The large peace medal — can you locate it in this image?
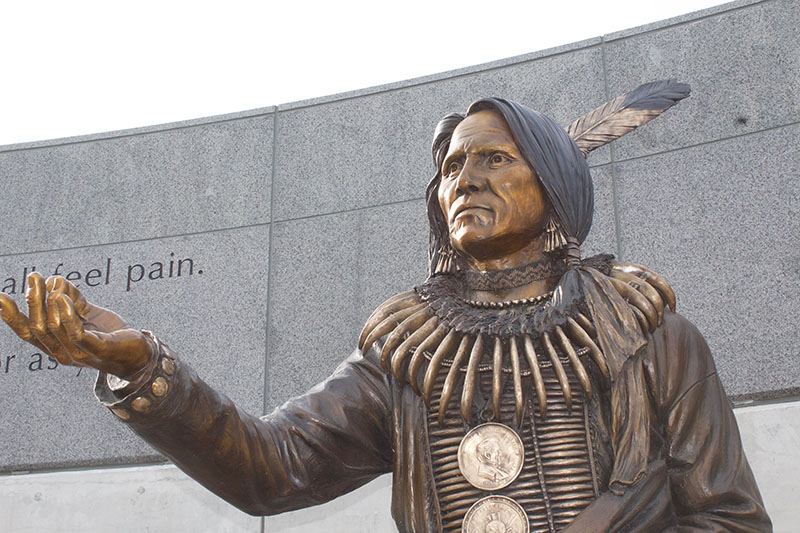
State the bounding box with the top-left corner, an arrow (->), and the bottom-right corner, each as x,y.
463,495 -> 529,533
458,422 -> 525,491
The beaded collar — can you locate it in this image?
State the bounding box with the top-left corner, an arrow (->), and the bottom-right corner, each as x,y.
416,254 -> 614,338
461,257 -> 567,291
460,291 -> 553,309
358,256 -> 631,427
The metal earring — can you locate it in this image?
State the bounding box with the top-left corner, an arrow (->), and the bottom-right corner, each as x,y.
434,245 -> 461,274
544,219 -> 568,253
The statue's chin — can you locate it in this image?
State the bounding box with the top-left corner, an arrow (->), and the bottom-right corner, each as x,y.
450,232 -> 515,264
450,227 -> 548,267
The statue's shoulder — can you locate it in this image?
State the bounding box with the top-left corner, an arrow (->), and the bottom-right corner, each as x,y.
357,289 -> 445,391
358,290 -> 425,357
604,262 -> 677,334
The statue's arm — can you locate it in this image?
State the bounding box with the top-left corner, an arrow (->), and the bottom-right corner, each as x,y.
96,342 -> 394,516
652,313 -> 772,532
0,272 -> 394,516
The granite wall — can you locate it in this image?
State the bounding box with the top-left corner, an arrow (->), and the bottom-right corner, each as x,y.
0,0 -> 797,530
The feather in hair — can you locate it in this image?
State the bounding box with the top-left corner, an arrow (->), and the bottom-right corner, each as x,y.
566,79 -> 691,156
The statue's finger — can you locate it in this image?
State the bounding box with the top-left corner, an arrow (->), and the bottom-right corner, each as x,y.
50,297 -> 93,364
26,272 -> 49,335
56,295 -> 105,355
45,275 -> 61,293
20,279 -> 78,363
47,276 -> 90,318
46,284 -> 66,331
45,291 -> 76,361
1,292 -> 68,361
0,293 -> 37,344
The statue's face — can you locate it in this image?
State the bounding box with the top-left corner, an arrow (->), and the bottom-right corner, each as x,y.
477,437 -> 503,466
438,110 -> 550,262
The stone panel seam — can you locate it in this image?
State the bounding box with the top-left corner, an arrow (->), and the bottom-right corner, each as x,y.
732,389 -> 800,408
0,223 -> 272,260
6,396 -> 799,474
612,119 -> 800,166
603,0 -> 774,45
0,111 -> 277,154
263,110 -> 278,416
0,121 -> 791,259
600,34 -> 624,261
600,36 -> 611,102
1,459 -> 174,477
271,197 -> 426,224
2,455 -> 171,476
264,159 -> 611,224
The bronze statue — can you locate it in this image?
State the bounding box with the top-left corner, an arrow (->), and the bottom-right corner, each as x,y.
0,80 -> 771,532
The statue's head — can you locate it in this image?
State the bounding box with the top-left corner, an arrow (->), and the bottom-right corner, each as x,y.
476,437 -> 503,466
426,98 -> 593,274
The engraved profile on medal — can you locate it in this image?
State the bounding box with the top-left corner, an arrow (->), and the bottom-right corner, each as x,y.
458,423 -> 524,491
476,437 -> 510,483
463,495 -> 530,533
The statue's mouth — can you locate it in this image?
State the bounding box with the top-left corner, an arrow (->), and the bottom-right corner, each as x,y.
452,204 -> 491,223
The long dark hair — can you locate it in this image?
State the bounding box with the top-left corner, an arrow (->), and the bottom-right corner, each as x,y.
425,98 -> 593,276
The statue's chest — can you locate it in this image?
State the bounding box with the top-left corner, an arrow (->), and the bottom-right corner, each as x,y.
425,360 -> 601,533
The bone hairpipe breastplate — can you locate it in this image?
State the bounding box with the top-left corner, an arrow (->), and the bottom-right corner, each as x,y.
426,343 -> 602,532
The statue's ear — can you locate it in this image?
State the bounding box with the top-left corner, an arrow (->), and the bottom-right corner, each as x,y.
565,80 -> 691,157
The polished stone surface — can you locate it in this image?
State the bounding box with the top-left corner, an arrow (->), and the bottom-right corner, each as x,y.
582,164 -> 618,258
0,227 -> 269,471
614,124 -> 799,397
604,0 -> 763,41
605,0 -> 799,160
266,200 -> 428,408
262,475 -> 396,532
735,400 -> 800,530
0,465 -> 262,532
278,36 -> 603,112
0,114 -> 273,255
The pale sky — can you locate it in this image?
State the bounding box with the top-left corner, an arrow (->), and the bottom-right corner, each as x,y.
1,0 -> 730,146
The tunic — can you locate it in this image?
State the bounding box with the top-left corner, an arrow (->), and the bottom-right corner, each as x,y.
96,309 -> 771,532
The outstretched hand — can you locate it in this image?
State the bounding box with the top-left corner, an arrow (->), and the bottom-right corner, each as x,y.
0,273 -> 154,380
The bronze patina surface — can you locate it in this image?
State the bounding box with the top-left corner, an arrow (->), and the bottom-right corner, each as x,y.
0,80 -> 772,532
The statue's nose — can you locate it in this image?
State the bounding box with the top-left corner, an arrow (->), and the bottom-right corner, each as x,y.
454,161 -> 485,197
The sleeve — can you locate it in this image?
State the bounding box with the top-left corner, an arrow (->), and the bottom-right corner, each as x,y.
95,335 -> 394,516
648,312 -> 772,532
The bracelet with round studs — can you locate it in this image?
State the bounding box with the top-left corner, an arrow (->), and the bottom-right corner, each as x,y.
109,330 -> 176,421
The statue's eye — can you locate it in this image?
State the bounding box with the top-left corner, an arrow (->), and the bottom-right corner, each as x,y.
489,153 -> 508,166
446,161 -> 462,176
